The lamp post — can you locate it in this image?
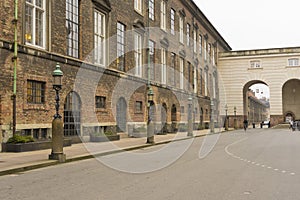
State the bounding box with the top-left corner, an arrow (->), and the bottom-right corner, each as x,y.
210,100 -> 214,133
234,106 -> 237,129
187,95 -> 193,136
147,87 -> 155,144
49,63 -> 66,162
225,104 -> 228,131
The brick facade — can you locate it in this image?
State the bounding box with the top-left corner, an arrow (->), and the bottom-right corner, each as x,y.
0,0 -> 230,145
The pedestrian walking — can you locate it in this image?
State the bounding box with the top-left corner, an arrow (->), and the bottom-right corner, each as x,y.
243,119 -> 248,131
290,120 -> 293,130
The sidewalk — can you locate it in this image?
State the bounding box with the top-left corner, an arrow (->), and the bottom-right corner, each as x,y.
0,129 -> 224,176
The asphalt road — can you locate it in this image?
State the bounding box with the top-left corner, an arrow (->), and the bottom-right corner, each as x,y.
1,128 -> 300,200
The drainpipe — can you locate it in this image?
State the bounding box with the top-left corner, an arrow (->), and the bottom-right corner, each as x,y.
12,0 -> 18,136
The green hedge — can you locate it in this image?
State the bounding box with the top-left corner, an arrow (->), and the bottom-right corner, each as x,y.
7,135 -> 35,144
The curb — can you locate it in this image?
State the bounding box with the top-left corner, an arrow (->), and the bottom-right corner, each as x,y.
0,131 -> 224,176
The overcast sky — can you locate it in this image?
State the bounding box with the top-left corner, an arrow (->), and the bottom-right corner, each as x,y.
194,0 -> 300,51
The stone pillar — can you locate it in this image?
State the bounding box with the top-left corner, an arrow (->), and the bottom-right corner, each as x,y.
49,118 -> 66,162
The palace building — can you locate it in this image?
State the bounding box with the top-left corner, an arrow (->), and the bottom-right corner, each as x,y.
0,0 -> 231,146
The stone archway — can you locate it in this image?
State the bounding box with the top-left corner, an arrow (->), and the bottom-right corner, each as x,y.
282,79 -> 300,120
64,91 -> 81,137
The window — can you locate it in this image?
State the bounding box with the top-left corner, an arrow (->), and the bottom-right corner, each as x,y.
149,40 -> 155,81
186,24 -> 190,46
213,74 -> 216,98
212,47 -> 216,65
180,58 -> 184,89
208,43 -> 211,62
171,53 -> 176,86
170,9 -> 175,35
25,0 -> 46,48
199,34 -> 202,55
94,10 -> 106,66
160,1 -> 166,30
193,66 -> 197,93
149,0 -> 154,20
200,68 -> 203,95
66,0 -> 79,57
161,48 -> 167,84
204,39 -> 207,61
288,58 -> 299,66
204,70 -> 208,96
27,80 -> 45,104
135,101 -> 143,113
95,96 -> 106,109
134,0 -> 142,13
134,32 -> 142,77
193,30 -> 197,53
250,60 -> 261,68
117,22 -> 125,71
179,16 -> 184,43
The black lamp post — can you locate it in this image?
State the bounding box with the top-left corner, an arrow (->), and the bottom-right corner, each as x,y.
225,104 -> 228,131
49,63 -> 66,162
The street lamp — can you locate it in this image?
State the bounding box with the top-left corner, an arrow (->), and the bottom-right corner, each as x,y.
225,104 -> 228,131
187,95 -> 193,136
147,86 -> 155,144
210,101 -> 214,133
49,63 -> 66,162
234,106 -> 237,129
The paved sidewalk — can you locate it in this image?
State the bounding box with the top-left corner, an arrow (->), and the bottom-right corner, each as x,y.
0,129 -> 224,176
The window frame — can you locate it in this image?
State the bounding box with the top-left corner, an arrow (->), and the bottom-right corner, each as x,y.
95,96 -> 106,109
134,32 -> 143,77
117,22 -> 126,71
94,10 -> 106,66
179,16 -> 184,44
27,80 -> 46,104
149,40 -> 155,81
180,57 -> 184,89
149,0 -> 154,20
170,9 -> 175,35
161,48 -> 167,84
134,0 -> 143,14
288,58 -> 299,66
160,1 -> 167,31
25,0 -> 46,48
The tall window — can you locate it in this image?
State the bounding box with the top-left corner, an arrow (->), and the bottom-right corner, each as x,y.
94,10 -> 106,66
134,0 -> 142,13
208,43 -> 211,62
204,39 -> 207,61
27,80 -> 45,104
170,9 -> 175,35
186,24 -> 190,46
204,69 -> 208,96
117,22 -> 125,71
193,66 -> 197,93
160,1 -> 166,30
149,40 -> 155,81
179,16 -> 184,43
212,47 -> 216,65
149,0 -> 154,20
199,34 -> 202,55
161,48 -> 167,84
25,0 -> 46,48
193,30 -> 197,53
171,53 -> 176,86
200,68 -> 203,95
134,32 -> 142,77
66,0 -> 79,57
180,58 -> 184,89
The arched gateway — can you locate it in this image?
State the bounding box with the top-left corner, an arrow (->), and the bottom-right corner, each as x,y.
218,47 -> 300,126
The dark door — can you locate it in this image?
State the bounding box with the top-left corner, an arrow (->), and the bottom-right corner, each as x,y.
64,92 -> 81,136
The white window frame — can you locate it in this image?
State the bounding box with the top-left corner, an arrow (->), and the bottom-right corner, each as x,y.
204,70 -> 208,96
193,30 -> 197,53
25,0 -> 46,48
160,1 -> 167,30
170,9 -> 175,35
288,58 -> 299,66
117,22 -> 125,71
161,48 -> 167,84
199,34 -> 202,55
193,66 -> 197,93
179,16 -> 184,44
94,10 -> 106,66
186,24 -> 190,46
250,60 -> 261,68
149,0 -> 154,20
134,32 -> 143,77
134,0 -> 142,13
180,58 -> 184,89
204,39 -> 207,61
